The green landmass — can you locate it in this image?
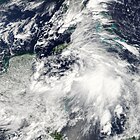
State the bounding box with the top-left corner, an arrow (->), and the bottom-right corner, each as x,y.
50,131 -> 63,140
52,44 -> 68,54
123,136 -> 140,140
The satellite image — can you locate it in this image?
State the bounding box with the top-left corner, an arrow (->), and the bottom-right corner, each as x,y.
0,0 -> 140,140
